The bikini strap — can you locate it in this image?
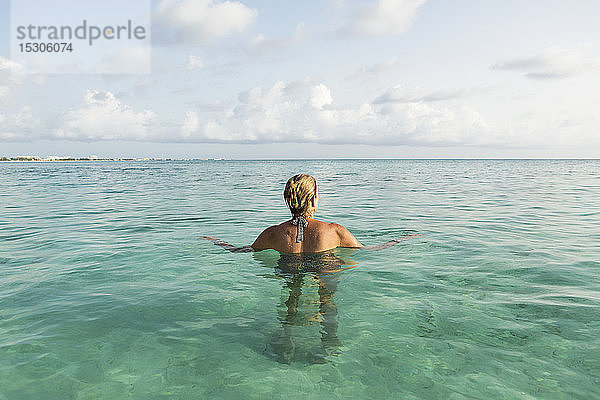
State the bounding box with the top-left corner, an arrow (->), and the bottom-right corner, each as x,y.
290,215 -> 308,243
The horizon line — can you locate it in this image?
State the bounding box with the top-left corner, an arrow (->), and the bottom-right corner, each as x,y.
2,157 -> 600,161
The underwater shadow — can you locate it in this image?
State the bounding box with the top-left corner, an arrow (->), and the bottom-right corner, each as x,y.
253,249 -> 358,364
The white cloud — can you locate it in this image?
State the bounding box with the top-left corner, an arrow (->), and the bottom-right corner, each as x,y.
375,84 -> 492,103
360,57 -> 404,76
0,107 -> 40,141
492,46 -> 600,80
0,85 -> 11,107
246,22 -> 308,54
6,81 -> 595,149
187,55 -> 204,70
0,57 -> 48,107
182,110 -> 199,137
154,0 -> 258,44
178,80 -> 494,146
373,84 -> 419,104
507,108 -> 600,148
0,58 -> 26,103
0,57 -> 25,85
342,0 -> 426,36
52,90 -> 156,141
343,57 -> 408,95
310,84 -> 333,109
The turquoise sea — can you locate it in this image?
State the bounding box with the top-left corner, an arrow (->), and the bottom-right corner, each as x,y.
1,159 -> 599,399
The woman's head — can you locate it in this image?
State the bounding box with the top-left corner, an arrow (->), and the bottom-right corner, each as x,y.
284,174 -> 318,217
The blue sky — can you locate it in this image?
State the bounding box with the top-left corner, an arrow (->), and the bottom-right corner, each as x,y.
1,0 -> 599,158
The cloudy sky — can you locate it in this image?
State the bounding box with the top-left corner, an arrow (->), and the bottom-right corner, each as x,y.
1,0 -> 599,158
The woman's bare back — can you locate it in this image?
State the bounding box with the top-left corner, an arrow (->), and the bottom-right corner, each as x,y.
252,218 -> 362,253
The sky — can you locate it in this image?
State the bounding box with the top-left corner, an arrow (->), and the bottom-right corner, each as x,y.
1,0 -> 599,159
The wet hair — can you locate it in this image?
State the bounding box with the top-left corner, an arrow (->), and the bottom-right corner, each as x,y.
284,174 -> 317,217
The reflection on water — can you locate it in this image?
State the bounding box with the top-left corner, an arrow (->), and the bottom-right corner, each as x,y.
254,249 -> 357,364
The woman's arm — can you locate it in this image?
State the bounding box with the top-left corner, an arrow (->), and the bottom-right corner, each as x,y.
250,226 -> 275,251
202,226 -> 275,253
360,234 -> 423,250
201,236 -> 255,253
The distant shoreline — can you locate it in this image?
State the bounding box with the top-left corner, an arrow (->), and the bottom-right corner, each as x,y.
0,156 -> 226,162
1,157 -> 598,162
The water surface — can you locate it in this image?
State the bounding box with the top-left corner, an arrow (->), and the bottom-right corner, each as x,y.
1,160 -> 599,399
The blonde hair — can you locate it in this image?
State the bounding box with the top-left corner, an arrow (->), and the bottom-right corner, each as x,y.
284,174 -> 317,217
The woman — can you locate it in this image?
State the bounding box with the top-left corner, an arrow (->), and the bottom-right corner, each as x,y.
203,173 -> 418,253
203,174 -> 418,363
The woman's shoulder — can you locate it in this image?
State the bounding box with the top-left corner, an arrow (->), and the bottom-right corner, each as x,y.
316,220 -> 362,247
310,220 -> 362,248
312,219 -> 346,230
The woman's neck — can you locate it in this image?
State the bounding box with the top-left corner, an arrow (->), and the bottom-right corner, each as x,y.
292,214 -> 313,220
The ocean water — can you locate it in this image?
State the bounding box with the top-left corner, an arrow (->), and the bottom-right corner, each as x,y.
1,159 -> 599,399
